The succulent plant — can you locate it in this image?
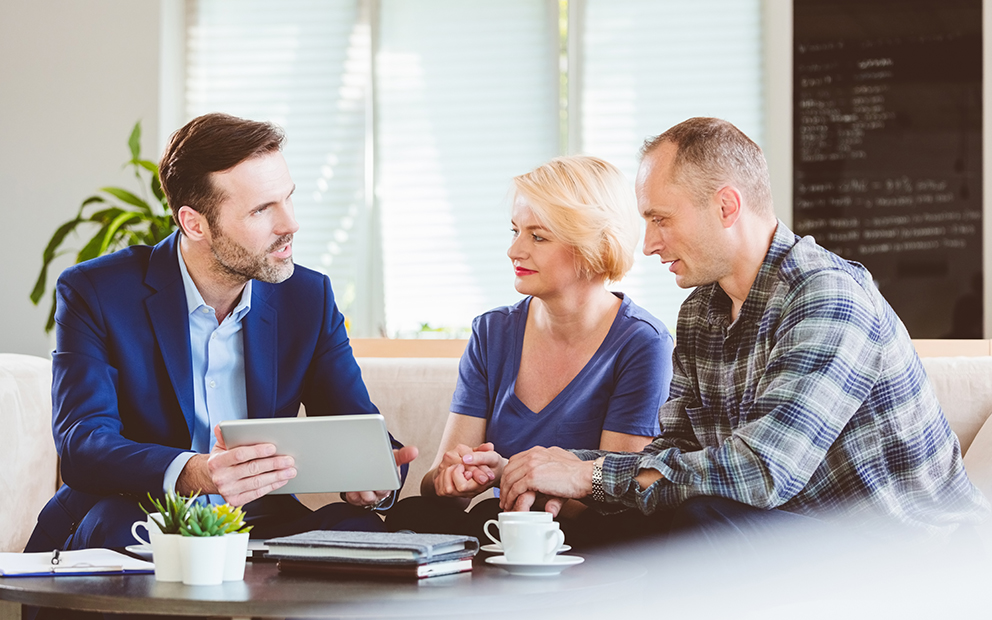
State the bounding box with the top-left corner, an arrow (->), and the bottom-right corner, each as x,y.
180,503 -> 254,537
180,504 -> 226,537
142,491 -> 199,534
214,504 -> 253,535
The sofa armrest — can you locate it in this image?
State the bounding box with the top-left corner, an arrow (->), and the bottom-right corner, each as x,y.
0,354 -> 57,552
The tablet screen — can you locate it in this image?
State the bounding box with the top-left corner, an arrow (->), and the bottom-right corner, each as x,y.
218,414 -> 401,495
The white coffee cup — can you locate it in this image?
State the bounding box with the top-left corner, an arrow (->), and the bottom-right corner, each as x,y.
131,512 -> 166,546
498,521 -> 565,564
483,511 -> 553,548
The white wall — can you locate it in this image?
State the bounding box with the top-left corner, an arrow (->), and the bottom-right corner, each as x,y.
0,0 -> 163,357
765,0 -> 793,226
1,1 -> 987,349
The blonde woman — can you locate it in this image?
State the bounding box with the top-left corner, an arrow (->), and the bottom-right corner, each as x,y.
387,156 -> 673,544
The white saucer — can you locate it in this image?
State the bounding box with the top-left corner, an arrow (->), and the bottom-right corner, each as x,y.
125,544 -> 153,560
480,543 -> 571,554
485,554 -> 584,576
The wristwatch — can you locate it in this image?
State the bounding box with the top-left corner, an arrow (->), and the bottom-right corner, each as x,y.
365,491 -> 396,512
590,456 -> 606,503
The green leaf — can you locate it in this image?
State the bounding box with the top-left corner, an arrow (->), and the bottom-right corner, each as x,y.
78,195 -> 106,214
86,207 -> 127,224
30,217 -> 83,304
98,211 -> 142,255
134,159 -> 158,175
128,121 -> 141,161
76,222 -> 113,263
45,288 -> 57,333
151,171 -> 166,205
101,187 -> 152,214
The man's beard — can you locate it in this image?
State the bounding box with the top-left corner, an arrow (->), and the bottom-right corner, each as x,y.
209,230 -> 295,284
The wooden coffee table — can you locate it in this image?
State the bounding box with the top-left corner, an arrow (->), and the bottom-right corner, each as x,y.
0,549 -> 647,619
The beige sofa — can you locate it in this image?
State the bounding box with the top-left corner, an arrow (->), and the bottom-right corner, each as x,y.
4,345 -> 992,554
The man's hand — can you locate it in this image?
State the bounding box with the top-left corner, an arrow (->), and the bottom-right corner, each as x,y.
343,445 -> 419,508
433,442 -> 503,498
499,447 -> 594,512
176,425 -> 298,507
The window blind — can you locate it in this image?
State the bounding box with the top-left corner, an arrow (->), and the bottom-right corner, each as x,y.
185,0 -> 370,324
183,0 -> 767,337
376,0 -> 560,336
581,0 -> 765,332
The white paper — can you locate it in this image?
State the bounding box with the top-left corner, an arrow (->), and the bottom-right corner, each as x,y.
0,549 -> 154,576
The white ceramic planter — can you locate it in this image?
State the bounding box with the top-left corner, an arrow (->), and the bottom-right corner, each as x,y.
178,535 -> 227,586
149,530 -> 183,582
222,532 -> 250,581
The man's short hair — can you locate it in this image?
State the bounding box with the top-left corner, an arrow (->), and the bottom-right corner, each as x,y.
159,113 -> 286,233
513,155 -> 639,282
640,117 -> 773,216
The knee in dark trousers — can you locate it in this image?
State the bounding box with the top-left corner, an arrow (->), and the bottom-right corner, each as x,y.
71,494 -> 149,550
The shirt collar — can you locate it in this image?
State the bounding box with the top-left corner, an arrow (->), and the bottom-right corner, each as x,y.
177,241 -> 253,320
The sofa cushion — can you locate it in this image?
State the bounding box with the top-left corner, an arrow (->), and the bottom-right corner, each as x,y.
962,415 -> 992,505
297,357 -> 461,511
920,357 -> 992,454
0,354 -> 57,552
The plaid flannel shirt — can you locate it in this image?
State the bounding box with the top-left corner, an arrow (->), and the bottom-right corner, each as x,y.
574,222 -> 989,534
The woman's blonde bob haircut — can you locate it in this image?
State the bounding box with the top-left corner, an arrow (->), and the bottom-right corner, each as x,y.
512,155 -> 639,283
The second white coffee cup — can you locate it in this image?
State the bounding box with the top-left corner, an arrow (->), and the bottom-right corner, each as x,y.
483,511 -> 553,549
131,512 -> 165,546
488,520 -> 565,563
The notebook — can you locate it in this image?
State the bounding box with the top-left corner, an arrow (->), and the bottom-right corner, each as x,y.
0,549 -> 154,577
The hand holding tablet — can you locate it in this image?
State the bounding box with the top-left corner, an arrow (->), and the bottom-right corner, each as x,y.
217,414 -> 408,500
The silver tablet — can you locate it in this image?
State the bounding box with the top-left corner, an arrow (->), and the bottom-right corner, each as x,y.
218,414 -> 401,495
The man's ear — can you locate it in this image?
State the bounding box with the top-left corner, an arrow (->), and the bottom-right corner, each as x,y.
715,185 -> 743,229
177,206 -> 209,241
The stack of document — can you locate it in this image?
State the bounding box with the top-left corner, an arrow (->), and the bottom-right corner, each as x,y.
267,531 -> 478,579
0,549 -> 154,577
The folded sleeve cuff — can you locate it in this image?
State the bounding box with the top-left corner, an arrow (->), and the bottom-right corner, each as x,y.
163,452 -> 197,494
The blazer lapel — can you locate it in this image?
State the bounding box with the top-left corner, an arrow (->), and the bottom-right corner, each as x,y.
144,233 -> 196,441
243,285 -> 277,419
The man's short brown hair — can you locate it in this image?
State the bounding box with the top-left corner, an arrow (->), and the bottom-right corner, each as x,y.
641,117 -> 773,216
159,113 -> 285,232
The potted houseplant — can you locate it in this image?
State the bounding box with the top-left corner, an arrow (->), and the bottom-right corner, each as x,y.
178,503 -> 243,585
141,491 -> 199,582
214,504 -> 253,581
30,121 -> 176,332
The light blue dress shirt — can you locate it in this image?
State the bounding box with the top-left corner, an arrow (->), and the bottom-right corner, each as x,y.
162,244 -> 252,497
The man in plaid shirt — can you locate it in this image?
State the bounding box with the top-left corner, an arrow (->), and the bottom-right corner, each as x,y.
494,117 -> 989,540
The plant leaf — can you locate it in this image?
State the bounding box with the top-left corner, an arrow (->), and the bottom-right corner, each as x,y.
98,211 -> 142,255
78,195 -> 106,214
45,288 -> 57,333
77,222 -> 113,263
151,171 -> 166,206
101,187 -> 152,214
134,159 -> 158,175
128,121 -> 141,161
30,217 -> 83,304
86,207 -> 126,224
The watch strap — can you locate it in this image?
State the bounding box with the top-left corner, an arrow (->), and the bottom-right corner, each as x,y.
590,456 -> 606,503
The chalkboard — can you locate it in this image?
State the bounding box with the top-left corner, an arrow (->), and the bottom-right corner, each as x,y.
793,0 -> 982,338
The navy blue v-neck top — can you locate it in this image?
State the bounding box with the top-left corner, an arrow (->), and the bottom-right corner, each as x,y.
450,293 -> 674,457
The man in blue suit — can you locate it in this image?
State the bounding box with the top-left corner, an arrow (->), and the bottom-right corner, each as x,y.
26,113 -> 417,553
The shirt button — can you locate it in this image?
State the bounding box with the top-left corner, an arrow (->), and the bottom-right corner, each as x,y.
202,308 -> 210,314
209,380 -> 217,388
211,333 -> 216,340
